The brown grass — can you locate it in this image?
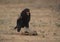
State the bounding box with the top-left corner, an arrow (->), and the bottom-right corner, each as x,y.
0,4 -> 60,42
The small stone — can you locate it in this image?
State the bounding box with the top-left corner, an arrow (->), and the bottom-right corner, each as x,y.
21,31 -> 38,36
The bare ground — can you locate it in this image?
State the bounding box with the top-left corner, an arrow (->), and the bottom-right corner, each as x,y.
0,4 -> 60,42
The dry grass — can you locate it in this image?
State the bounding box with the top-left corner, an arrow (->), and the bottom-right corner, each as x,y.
0,4 -> 60,42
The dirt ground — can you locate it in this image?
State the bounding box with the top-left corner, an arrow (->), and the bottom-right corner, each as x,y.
0,4 -> 60,42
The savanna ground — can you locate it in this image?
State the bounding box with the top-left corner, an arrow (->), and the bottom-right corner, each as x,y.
0,0 -> 60,42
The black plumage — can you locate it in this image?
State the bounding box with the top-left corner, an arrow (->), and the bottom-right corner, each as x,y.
14,8 -> 31,32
